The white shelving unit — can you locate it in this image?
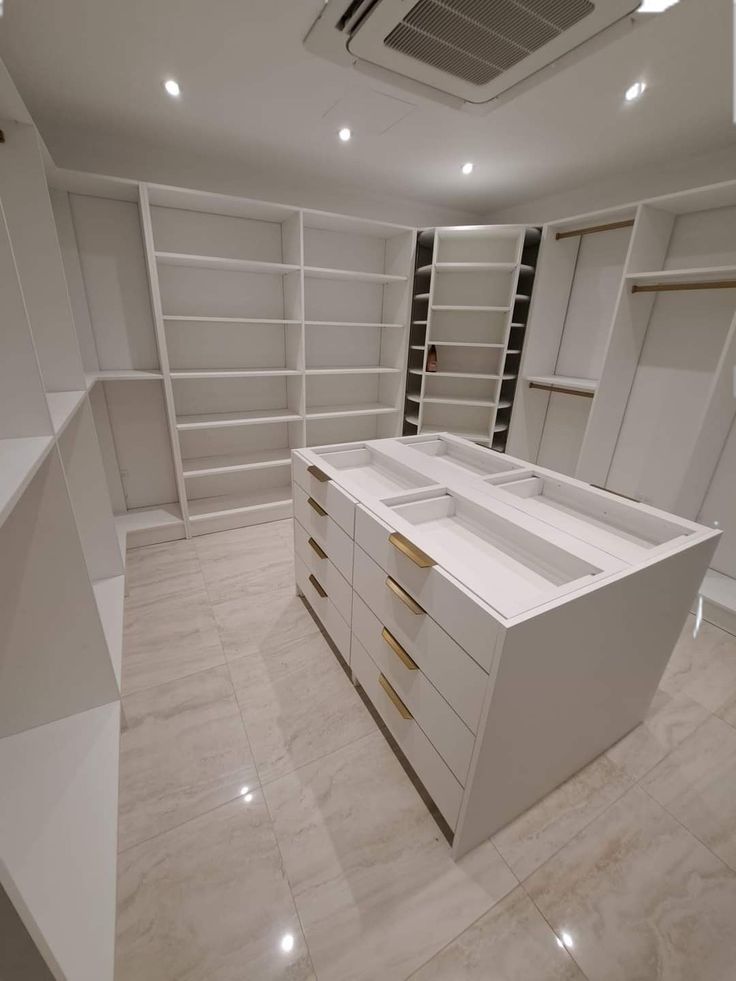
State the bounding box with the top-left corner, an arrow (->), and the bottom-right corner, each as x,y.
0,119 -> 122,981
404,225 -> 539,451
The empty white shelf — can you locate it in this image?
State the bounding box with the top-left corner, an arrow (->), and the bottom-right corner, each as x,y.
164,316 -> 302,325
155,252 -> 300,275
410,345 -> 425,351
304,266 -> 407,284
435,262 -> 518,272
115,505 -> 184,549
188,485 -> 292,521
425,371 -> 501,380
0,436 -> 55,528
405,412 -> 419,425
494,421 -> 509,433
413,320 -> 428,326
431,341 -> 505,348
306,403 -> 399,420
170,368 -> 300,379
46,390 -> 86,435
406,393 -> 421,403
182,449 -> 292,477
626,265 -> 736,287
305,366 -> 401,375
305,320 -> 403,328
89,370 -> 163,384
92,575 -> 125,687
424,396 -> 498,407
432,305 -> 510,312
176,408 -> 301,430
527,375 -> 598,394
414,293 -> 431,301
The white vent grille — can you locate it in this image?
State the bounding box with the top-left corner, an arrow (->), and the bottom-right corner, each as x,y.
385,0 -> 595,86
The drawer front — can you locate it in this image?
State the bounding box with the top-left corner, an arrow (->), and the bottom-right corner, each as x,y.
293,483 -> 354,583
355,504 -> 499,673
351,635 -> 463,830
353,546 -> 487,733
294,519 -> 352,626
353,594 -> 475,783
295,556 -> 351,664
292,454 -> 355,536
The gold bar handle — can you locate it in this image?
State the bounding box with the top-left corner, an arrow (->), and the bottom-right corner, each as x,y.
308,574 -> 327,598
382,627 -> 418,670
307,537 -> 327,560
388,532 -> 436,568
379,673 -> 413,720
307,464 -> 331,483
307,496 -> 327,517
385,576 -> 424,615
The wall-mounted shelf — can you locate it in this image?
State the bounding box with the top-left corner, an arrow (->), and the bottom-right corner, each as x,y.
164,315 -> 302,325
527,375 -> 598,395
0,436 -> 55,528
176,408 -> 302,430
155,251 -> 300,275
46,390 -> 86,435
304,265 -> 406,284
305,320 -> 403,328
182,449 -> 291,477
305,402 -> 399,420
170,368 -> 300,379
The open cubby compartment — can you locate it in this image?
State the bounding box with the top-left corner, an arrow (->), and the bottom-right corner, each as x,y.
173,374 -> 302,423
180,419 -> 301,477
62,191 -> 160,372
159,263 -> 302,321
423,372 -> 500,405
536,392 -> 594,477
424,344 -> 505,377
386,488 -> 603,618
303,211 -> 412,276
403,434 -> 522,476
305,322 -> 401,371
430,308 -> 509,346
434,227 -> 522,264
166,320 -> 301,371
148,184 -> 301,266
421,401 -> 492,443
655,188 -> 736,270
185,466 -> 292,525
307,413 -> 398,447
90,380 -> 179,513
305,372 -> 400,415
493,472 -> 693,561
0,449 -> 119,738
313,444 -> 438,498
432,268 -> 516,308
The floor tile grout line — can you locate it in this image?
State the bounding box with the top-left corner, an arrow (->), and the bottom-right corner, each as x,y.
121,658 -> 230,702
518,879 -> 593,981
627,712 -> 714,789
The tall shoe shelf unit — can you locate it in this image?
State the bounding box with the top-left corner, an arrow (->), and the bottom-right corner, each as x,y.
403,225 -> 539,449
0,120 -> 122,980
509,179 -> 736,637
48,172 -> 415,540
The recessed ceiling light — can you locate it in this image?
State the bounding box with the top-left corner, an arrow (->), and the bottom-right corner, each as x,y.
280,934 -> 295,954
638,0 -> 679,11
462,162 -> 474,175
625,80 -> 647,102
338,127 -> 352,142
164,79 -> 181,98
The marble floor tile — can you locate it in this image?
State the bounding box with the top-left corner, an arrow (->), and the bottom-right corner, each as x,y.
264,732 -> 518,981
122,572 -> 225,696
116,791 -> 315,981
659,616 -> 736,714
525,785 -> 736,981
492,753 -> 632,881
213,586 -> 319,662
118,666 -> 257,852
605,688 -> 709,782
232,634 -> 375,784
643,714 -> 736,872
408,886 -> 585,981
125,538 -> 200,596
195,521 -> 295,604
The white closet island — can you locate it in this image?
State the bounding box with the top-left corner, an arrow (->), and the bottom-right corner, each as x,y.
292,433 -> 718,857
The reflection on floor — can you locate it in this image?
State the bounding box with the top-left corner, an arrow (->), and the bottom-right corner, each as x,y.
115,519 -> 736,981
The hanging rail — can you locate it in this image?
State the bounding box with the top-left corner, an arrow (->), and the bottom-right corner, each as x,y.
529,381 -> 594,399
556,219 -> 634,241
631,279 -> 736,294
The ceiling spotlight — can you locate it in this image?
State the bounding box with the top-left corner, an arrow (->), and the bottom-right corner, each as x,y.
338,127 -> 352,142
280,933 -> 295,954
164,79 -> 181,98
462,162 -> 474,175
638,0 -> 679,11
625,80 -> 647,102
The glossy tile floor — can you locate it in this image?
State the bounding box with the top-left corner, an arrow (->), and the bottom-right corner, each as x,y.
115,519 -> 736,981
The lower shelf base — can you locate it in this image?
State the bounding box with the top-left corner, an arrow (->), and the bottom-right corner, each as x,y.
697,569 -> 736,637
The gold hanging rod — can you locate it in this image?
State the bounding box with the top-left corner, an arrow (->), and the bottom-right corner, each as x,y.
556,219 -> 634,241
529,381 -> 594,399
632,280 -> 736,294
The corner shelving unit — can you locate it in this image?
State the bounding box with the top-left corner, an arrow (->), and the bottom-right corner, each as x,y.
403,224 -> 539,448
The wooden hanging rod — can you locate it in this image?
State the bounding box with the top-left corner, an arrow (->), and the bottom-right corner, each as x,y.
632,279 -> 736,294
529,381 -> 594,398
556,219 -> 634,241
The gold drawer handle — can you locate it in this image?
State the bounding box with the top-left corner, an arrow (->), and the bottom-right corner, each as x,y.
307,464 -> 331,483
385,576 -> 424,615
308,537 -> 327,560
379,673 -> 413,720
307,496 -> 327,517
308,574 -> 327,598
382,627 -> 418,670
389,532 -> 436,568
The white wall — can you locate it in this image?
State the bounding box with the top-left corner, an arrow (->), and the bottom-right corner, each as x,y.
486,144 -> 736,225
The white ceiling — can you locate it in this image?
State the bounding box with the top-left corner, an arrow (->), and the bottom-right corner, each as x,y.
0,0 -> 733,221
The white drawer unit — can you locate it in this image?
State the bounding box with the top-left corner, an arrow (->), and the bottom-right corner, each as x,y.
292,434 -> 719,858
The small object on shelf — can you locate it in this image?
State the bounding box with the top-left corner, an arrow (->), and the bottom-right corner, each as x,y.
426,345 -> 438,373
